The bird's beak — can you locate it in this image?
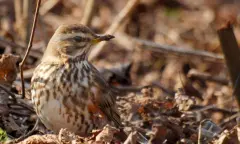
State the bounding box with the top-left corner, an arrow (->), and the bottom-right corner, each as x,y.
91,34 -> 115,44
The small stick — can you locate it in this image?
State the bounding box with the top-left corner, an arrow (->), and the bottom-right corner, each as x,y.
187,69 -> 229,85
218,24 -> 240,107
190,104 -> 237,115
0,84 -> 16,101
113,32 -> 224,61
14,0 -> 23,28
23,0 -> 34,45
14,118 -> 39,143
134,37 -> 224,61
0,36 -> 25,49
19,0 -> 41,99
39,0 -> 60,15
198,120 -> 205,144
81,0 -> 95,26
89,0 -> 140,60
219,113 -> 240,126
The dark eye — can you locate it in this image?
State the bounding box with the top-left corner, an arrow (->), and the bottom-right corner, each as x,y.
74,36 -> 82,42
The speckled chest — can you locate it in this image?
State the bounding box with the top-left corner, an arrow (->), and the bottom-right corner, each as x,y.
31,60 -> 93,112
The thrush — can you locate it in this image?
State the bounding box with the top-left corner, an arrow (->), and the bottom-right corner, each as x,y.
31,24 -> 122,137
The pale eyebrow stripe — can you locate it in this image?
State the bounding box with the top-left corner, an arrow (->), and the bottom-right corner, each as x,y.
59,42 -> 87,48
52,33 -> 92,42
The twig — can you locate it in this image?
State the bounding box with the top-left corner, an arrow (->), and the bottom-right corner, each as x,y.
190,104 -> 237,115
23,0 -> 34,45
198,119 -> 208,144
0,84 -> 16,101
123,131 -> 138,144
17,68 -> 35,80
14,0 -> 23,28
113,32 -> 224,61
9,109 -> 31,117
133,37 -> 224,61
14,118 -> 39,143
152,82 -> 175,96
39,0 -> 59,15
0,36 -> 43,58
0,84 -> 34,112
219,112 -> 240,126
0,36 -> 25,49
19,0 -> 41,99
111,85 -> 150,96
89,0 -> 140,60
187,69 -> 229,85
81,0 -> 95,26
217,24 -> 240,107
16,99 -> 35,112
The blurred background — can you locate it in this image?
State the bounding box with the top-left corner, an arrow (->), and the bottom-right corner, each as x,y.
1,0 -> 240,143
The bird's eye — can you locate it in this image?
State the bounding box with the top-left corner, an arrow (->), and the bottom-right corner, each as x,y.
74,36 -> 82,42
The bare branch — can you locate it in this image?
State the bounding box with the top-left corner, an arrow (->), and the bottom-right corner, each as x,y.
19,0 -> 41,99
23,0 -> 34,45
81,0 -> 95,26
114,32 -> 224,61
39,0 -> 60,15
135,38 -> 224,61
187,69 -> 229,85
217,24 -> 240,107
89,0 -> 140,60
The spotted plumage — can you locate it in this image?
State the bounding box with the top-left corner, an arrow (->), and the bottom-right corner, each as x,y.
31,24 -> 120,136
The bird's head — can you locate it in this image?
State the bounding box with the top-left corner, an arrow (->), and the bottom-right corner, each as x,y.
42,24 -> 114,63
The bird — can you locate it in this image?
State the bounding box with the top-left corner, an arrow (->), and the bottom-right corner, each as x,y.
31,24 -> 122,137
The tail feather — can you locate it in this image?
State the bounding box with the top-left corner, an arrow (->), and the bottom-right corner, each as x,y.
103,107 -> 122,127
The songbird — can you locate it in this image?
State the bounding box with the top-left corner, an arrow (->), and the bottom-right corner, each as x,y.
31,24 -> 121,137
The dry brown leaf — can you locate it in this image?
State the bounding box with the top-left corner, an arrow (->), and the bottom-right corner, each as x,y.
17,128 -> 86,144
175,88 -> 195,111
95,124 -> 119,143
17,134 -> 60,144
0,54 -> 19,85
58,128 -> 85,144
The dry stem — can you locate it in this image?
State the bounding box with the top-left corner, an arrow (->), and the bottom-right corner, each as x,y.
89,0 -> 140,60
81,0 -> 95,26
217,24 -> 240,107
39,0 -> 60,15
19,0 -> 41,99
23,0 -> 34,45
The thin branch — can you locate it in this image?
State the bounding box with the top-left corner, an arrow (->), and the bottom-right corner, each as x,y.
152,82 -> 175,96
81,0 -> 95,26
198,119 -> 206,144
0,36 -> 25,49
0,84 -> 16,101
219,113 -> 240,126
190,104 -> 237,115
89,0 -> 140,60
113,32 -> 224,61
9,109 -> 31,116
14,0 -> 23,27
23,0 -> 34,45
111,85 -> 150,96
39,0 -> 59,15
16,99 -> 35,112
14,118 -> 39,142
19,0 -> 41,99
133,37 -> 224,61
187,69 -> 229,85
217,24 -> 240,107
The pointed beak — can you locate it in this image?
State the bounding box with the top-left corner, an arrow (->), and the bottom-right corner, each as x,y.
91,34 -> 115,44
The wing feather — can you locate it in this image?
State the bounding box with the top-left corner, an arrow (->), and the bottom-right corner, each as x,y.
88,63 -> 122,127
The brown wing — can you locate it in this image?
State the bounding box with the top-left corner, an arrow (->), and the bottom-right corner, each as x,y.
88,63 -> 122,127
